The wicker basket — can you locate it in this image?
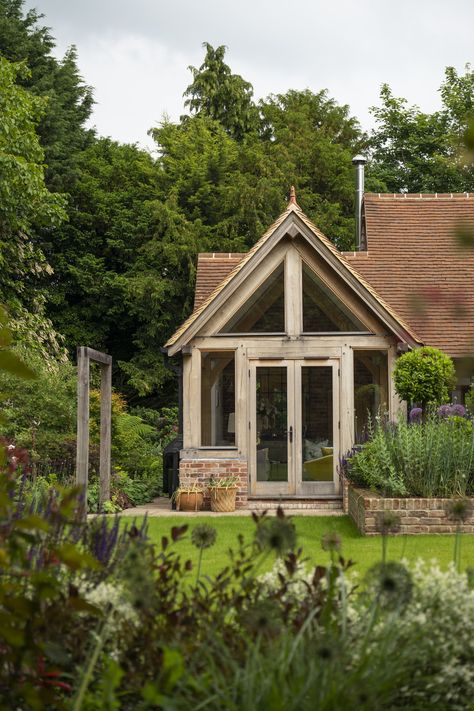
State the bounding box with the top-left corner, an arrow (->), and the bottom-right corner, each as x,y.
210,487 -> 237,512
178,491 -> 204,511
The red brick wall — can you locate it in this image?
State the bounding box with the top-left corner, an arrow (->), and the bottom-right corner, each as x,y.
346,483 -> 474,535
179,458 -> 248,509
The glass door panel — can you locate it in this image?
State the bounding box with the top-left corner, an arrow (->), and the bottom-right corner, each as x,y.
250,359 -> 338,496
301,366 -> 333,483
256,366 -> 288,483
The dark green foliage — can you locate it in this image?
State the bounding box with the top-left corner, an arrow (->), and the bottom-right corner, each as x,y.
0,0 -> 94,191
394,346 -> 456,407
184,42 -> 259,140
0,350 -> 76,466
0,55 -> 67,340
42,138 -> 157,365
260,89 -> 382,249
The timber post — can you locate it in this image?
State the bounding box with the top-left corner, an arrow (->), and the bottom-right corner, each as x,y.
76,347 -> 112,517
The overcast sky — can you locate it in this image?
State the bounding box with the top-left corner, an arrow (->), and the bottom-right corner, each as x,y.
25,0 -> 474,151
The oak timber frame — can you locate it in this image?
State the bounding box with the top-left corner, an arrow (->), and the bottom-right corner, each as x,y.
166,200 -> 421,498
178,240 -> 403,497
76,347 -> 112,515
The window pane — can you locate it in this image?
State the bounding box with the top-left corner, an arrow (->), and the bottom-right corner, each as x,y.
221,263 -> 284,333
201,352 -> 235,446
256,367 -> 288,482
353,350 -> 389,442
302,366 -> 334,482
303,263 -> 366,332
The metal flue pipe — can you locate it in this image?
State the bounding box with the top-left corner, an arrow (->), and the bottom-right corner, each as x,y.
352,155 -> 366,250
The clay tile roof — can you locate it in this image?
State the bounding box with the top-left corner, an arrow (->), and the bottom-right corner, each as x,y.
165,204 -> 296,348
194,253 -> 245,309
165,199 -> 422,350
344,193 -> 474,357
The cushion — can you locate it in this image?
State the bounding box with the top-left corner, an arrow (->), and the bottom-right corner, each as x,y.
304,439 -> 328,461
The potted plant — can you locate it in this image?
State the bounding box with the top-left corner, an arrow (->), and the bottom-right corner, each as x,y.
172,483 -> 205,511
208,476 -> 239,512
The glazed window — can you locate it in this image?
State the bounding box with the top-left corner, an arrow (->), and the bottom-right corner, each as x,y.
200,351 -> 236,446
220,263 -> 285,333
303,263 -> 366,332
353,350 -> 389,442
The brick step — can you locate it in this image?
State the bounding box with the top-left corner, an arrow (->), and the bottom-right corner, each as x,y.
247,497 -> 343,511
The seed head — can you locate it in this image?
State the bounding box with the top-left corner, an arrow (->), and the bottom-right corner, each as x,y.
378,511 -> 401,535
365,561 -> 413,610
255,516 -> 296,556
321,531 -> 342,553
191,524 -> 217,550
446,498 -> 473,524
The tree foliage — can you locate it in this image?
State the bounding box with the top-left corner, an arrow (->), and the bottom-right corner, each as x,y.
369,65 -> 474,192
183,42 -> 259,140
0,0 -> 94,190
393,346 -> 456,407
0,55 -> 67,359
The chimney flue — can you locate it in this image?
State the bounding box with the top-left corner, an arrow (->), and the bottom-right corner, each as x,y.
352,155 -> 366,250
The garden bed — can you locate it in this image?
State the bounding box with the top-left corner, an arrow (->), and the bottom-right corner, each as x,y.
343,478 -> 474,535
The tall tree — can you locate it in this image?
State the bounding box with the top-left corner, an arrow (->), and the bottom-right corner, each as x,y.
260,89 -> 378,249
41,138 -> 158,375
183,42 -> 259,140
369,65 -> 474,192
0,0 -> 94,191
0,55 -> 67,362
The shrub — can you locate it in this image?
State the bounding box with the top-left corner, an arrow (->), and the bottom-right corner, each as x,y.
0,350 -> 77,467
393,346 -> 456,407
466,385 -> 474,413
344,411 -> 474,497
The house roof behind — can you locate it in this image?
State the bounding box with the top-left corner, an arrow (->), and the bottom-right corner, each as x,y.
344,193 -> 474,357
194,253 -> 245,309
165,199 -> 421,350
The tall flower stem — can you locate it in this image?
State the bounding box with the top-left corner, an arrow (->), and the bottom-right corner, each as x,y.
454,523 -> 462,573
72,619 -> 109,711
196,548 -> 204,585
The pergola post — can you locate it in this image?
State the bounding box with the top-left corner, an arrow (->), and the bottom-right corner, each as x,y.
75,347 -> 112,517
99,361 -> 112,506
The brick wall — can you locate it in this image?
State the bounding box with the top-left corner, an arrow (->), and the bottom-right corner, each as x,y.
179,458 -> 248,509
346,483 -> 474,535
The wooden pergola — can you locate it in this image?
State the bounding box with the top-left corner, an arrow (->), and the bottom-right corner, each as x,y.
76,347 -> 112,516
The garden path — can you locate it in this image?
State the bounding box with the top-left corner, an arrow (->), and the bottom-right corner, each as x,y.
117,497 -> 345,517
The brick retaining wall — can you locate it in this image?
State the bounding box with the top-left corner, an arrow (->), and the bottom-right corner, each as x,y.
179,458 -> 248,509
344,482 -> 474,535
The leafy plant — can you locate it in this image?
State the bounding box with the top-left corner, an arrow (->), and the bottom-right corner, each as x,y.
208,475 -> 240,489
466,385 -> 474,414
393,346 -> 456,408
344,411 -> 474,497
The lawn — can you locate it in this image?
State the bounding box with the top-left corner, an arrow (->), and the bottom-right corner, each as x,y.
122,514 -> 474,578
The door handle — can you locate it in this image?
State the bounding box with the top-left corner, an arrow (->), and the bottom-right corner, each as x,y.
288,426 -> 293,443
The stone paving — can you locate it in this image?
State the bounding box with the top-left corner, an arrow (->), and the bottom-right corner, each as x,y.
118,497 -> 344,518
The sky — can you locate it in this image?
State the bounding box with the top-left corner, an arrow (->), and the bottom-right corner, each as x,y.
24,0 -> 474,151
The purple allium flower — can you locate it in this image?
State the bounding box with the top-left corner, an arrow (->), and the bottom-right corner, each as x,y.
409,407 -> 423,423
450,404 -> 467,418
437,405 -> 452,419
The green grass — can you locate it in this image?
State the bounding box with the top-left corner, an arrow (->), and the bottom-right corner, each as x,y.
121,514 -> 474,578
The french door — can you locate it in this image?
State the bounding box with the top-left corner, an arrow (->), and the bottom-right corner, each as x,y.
249,359 -> 339,496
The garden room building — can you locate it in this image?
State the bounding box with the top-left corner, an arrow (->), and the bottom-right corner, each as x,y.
164,183 -> 474,510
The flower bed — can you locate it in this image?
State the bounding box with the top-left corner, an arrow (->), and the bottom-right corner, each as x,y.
344,408 -> 474,499
342,477 -> 474,535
